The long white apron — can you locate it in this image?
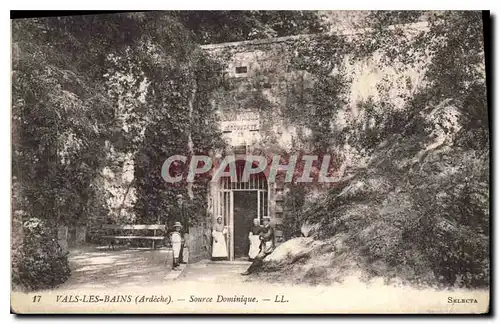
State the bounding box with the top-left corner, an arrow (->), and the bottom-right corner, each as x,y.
212,228 -> 228,258
248,234 -> 261,259
171,232 -> 182,258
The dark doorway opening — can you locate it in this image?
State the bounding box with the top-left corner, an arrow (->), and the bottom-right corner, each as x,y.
233,191 -> 258,260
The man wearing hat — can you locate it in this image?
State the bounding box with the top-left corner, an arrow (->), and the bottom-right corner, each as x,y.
175,194 -> 186,228
174,193 -> 190,264
242,216 -> 275,275
170,221 -> 183,270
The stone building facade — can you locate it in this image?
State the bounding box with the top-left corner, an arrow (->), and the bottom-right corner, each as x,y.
198,22 -> 429,261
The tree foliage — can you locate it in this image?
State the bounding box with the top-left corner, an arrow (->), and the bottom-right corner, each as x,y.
12,11 -> 327,289
175,10 -> 328,44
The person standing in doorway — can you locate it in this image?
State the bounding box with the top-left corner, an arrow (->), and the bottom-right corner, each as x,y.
170,222 -> 183,270
248,218 -> 262,261
212,216 -> 228,260
242,216 -> 275,275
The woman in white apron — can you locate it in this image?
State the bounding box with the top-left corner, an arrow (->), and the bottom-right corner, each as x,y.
248,218 -> 262,261
212,216 -> 228,259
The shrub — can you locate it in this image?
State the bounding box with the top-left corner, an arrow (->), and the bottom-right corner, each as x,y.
286,113 -> 489,288
12,218 -> 71,291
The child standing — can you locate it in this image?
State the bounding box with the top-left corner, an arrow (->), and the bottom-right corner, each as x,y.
170,222 -> 183,270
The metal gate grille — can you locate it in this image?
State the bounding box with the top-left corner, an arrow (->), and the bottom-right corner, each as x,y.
215,164 -> 269,260
219,173 -> 269,219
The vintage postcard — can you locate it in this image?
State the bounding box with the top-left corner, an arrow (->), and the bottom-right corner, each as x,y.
10,10 -> 490,314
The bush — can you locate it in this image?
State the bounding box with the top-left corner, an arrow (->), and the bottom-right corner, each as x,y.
12,218 -> 71,291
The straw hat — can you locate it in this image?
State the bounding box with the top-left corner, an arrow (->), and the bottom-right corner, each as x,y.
173,221 -> 183,228
216,215 -> 223,220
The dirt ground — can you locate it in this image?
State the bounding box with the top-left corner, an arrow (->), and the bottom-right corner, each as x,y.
21,245 -> 486,314
60,245 -> 171,289
178,260 -> 252,284
60,245 -> 254,289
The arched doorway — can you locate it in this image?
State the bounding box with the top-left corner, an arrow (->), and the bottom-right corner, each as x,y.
216,159 -> 269,261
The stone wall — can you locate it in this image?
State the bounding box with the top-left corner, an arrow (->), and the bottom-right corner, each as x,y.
202,21 -> 430,149
201,21 -> 431,243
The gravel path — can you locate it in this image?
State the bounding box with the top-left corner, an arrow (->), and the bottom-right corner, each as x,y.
60,246 -> 253,289
60,245 -> 170,289
177,260 -> 252,284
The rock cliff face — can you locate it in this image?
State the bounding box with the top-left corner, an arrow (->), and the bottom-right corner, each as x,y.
204,16 -> 489,288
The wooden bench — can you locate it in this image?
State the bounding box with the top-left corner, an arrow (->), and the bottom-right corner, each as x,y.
101,224 -> 166,250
